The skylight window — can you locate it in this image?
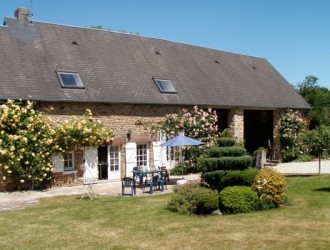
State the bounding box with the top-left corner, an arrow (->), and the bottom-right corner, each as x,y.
56,71 -> 84,88
153,78 -> 177,93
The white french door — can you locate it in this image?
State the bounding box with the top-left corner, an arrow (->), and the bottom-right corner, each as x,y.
108,145 -> 121,180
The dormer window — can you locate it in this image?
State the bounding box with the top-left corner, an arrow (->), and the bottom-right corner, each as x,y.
153,78 -> 177,94
56,71 -> 84,89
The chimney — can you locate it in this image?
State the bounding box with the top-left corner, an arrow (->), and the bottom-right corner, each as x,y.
14,7 -> 30,24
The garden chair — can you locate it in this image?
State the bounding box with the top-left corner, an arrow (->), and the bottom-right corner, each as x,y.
160,166 -> 170,183
133,166 -> 147,186
157,172 -> 168,192
143,175 -> 159,194
121,177 -> 136,196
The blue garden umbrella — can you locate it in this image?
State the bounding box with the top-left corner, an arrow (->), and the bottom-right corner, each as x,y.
160,134 -> 204,147
161,134 -> 204,179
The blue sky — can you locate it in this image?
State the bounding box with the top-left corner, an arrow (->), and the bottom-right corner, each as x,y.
1,0 -> 329,89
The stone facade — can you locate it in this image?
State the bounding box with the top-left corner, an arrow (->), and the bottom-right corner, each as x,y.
52,172 -> 77,186
0,102 -> 292,190
272,109 -> 282,160
40,103 -> 288,180
40,103 -> 182,145
40,102 -> 187,181
228,109 -> 244,142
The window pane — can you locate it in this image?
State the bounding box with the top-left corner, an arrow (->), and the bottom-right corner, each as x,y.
154,78 -> 177,93
137,144 -> 148,166
109,146 -> 120,173
60,74 -> 76,86
63,152 -> 74,171
57,71 -> 84,88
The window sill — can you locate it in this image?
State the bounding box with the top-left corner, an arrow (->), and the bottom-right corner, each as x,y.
63,170 -> 78,175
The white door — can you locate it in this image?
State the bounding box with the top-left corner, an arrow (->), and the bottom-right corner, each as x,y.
108,145 -> 121,180
84,147 -> 98,179
125,142 -> 137,177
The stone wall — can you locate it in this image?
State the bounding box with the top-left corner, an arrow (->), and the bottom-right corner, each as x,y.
0,101 -> 307,190
40,103 -> 183,145
39,102 -> 187,182
228,109 -> 244,142
52,172 -> 78,186
272,109 -> 281,160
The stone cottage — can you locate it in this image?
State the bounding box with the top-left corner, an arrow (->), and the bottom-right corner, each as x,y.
0,8 -> 310,184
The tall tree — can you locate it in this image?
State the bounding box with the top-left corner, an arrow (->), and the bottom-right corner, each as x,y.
294,75 -> 330,129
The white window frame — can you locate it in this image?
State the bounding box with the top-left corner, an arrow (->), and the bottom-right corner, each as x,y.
63,152 -> 75,171
136,143 -> 149,167
109,146 -> 120,172
167,147 -> 176,162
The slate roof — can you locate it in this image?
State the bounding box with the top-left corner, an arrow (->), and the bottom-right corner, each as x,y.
0,17 -> 310,109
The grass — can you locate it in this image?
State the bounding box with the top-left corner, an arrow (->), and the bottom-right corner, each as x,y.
0,175 -> 330,249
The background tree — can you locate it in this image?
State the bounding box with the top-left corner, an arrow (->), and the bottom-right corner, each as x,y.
91,25 -> 106,30
290,76 -> 330,162
293,75 -> 330,128
90,25 -> 139,35
303,126 -> 330,173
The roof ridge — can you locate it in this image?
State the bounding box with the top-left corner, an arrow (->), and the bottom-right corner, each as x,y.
3,17 -> 265,60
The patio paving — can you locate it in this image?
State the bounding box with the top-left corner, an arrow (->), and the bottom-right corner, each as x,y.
273,160 -> 330,175
1,160 -> 330,212
0,174 -> 200,212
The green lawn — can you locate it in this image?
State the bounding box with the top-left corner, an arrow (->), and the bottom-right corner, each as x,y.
1,175 -> 330,250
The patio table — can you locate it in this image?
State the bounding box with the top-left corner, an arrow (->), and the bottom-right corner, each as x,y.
132,169 -> 160,185
132,169 -> 170,193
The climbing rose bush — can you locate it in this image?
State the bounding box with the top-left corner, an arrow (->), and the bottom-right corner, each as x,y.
162,105 -> 218,146
279,109 -> 307,162
0,100 -> 114,190
0,100 -> 55,189
161,106 -> 219,170
54,109 -> 114,152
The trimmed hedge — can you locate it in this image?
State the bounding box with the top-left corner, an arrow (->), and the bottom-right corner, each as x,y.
217,137 -> 236,147
202,169 -> 259,191
201,170 -> 227,190
220,169 -> 259,189
204,155 -> 253,171
207,146 -> 246,158
168,182 -> 219,215
219,186 -> 259,214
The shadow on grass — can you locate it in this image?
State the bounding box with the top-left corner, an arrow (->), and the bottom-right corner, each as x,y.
285,174 -> 316,178
313,187 -> 330,192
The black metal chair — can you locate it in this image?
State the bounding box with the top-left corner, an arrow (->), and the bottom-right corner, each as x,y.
121,177 -> 136,196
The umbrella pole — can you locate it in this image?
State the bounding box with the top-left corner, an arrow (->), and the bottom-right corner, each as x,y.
180,146 -> 185,179
176,146 -> 189,185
